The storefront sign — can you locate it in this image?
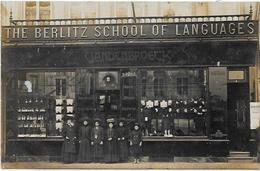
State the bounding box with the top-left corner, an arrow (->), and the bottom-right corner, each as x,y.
2,21 -> 257,42
250,102 -> 260,129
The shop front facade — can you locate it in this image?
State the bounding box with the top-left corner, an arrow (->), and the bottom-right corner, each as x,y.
1,14 -> 259,161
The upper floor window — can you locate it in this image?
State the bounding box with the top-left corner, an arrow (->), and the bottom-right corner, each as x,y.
25,1 -> 50,20
39,2 -> 50,19
25,2 -> 36,20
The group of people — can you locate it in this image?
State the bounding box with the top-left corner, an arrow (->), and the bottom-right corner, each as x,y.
61,115 -> 143,164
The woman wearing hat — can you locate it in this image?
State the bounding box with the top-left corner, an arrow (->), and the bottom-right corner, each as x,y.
91,118 -> 104,162
104,119 -> 119,163
129,122 -> 143,164
61,115 -> 77,163
77,116 -> 92,163
117,118 -> 129,162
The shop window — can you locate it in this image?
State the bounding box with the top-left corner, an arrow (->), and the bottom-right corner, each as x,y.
56,79 -> 66,96
177,77 -> 188,96
141,70 -> 167,99
140,69 -> 207,136
121,70 -> 138,120
154,77 -> 166,97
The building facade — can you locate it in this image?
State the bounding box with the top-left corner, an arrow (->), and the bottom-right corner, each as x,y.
1,2 -> 260,162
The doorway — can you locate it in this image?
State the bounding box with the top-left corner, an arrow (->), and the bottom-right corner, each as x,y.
227,83 -> 250,151
96,90 -> 120,121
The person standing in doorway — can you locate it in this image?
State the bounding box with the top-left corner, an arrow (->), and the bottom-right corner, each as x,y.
91,118 -> 104,162
61,115 -> 77,163
130,122 -> 143,164
77,116 -> 92,163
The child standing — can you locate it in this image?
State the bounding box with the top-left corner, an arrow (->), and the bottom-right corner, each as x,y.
129,122 -> 143,164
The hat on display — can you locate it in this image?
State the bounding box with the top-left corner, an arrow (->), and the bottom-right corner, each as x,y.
62,115 -> 75,121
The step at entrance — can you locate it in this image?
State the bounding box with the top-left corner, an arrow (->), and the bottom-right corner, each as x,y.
228,151 -> 254,163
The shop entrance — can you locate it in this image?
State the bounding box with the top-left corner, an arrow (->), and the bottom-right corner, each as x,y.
96,90 -> 120,121
228,83 -> 250,151
95,70 -> 120,121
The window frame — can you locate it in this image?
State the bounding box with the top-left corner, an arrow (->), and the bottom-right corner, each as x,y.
24,1 -> 52,20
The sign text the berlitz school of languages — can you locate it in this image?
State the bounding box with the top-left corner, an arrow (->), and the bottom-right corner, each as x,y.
2,21 -> 257,42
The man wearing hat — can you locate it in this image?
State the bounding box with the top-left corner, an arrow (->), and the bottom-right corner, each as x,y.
129,122 -> 143,163
77,116 -> 92,163
91,118 -> 104,162
61,115 -> 77,163
104,118 -> 119,163
117,118 -> 129,162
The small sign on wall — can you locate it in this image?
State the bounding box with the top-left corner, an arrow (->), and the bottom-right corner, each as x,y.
250,102 -> 260,129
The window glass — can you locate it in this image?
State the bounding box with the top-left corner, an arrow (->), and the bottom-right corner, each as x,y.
39,2 -> 50,19
8,71 -> 76,138
25,1 -> 36,20
70,2 -> 82,18
140,69 -> 207,136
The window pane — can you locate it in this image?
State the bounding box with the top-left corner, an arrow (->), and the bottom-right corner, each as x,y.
70,2 -> 81,18
25,1 -> 36,20
39,1 -> 50,19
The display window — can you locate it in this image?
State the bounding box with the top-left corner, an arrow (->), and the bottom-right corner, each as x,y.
6,71 -> 76,138
140,69 -> 207,136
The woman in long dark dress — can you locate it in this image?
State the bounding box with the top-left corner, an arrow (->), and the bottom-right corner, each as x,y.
91,118 -> 104,162
104,120 -> 119,163
117,118 -> 129,162
129,122 -> 143,164
62,115 -> 77,163
77,116 -> 92,163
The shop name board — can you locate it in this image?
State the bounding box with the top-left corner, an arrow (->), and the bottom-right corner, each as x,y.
2,21 -> 257,42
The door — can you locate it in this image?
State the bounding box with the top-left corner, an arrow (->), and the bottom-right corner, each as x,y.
228,83 -> 249,151
97,90 -> 120,121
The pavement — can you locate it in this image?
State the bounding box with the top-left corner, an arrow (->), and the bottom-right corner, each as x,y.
2,162 -> 260,169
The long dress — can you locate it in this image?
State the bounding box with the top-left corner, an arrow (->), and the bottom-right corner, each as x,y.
104,127 -> 119,163
62,124 -> 77,163
91,126 -> 104,162
117,126 -> 129,162
77,125 -> 92,163
130,129 -> 142,159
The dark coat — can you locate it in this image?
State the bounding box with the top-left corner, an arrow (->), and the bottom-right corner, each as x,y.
256,127 -> 260,152
162,113 -> 171,130
129,129 -> 142,157
104,127 -> 119,162
117,126 -> 129,161
91,126 -> 104,161
78,125 -> 92,162
62,123 -> 77,163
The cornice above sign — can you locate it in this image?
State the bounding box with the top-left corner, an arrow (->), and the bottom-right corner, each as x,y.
2,21 -> 258,45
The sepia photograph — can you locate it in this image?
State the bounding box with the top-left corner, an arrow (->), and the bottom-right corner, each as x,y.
1,0 -> 260,169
